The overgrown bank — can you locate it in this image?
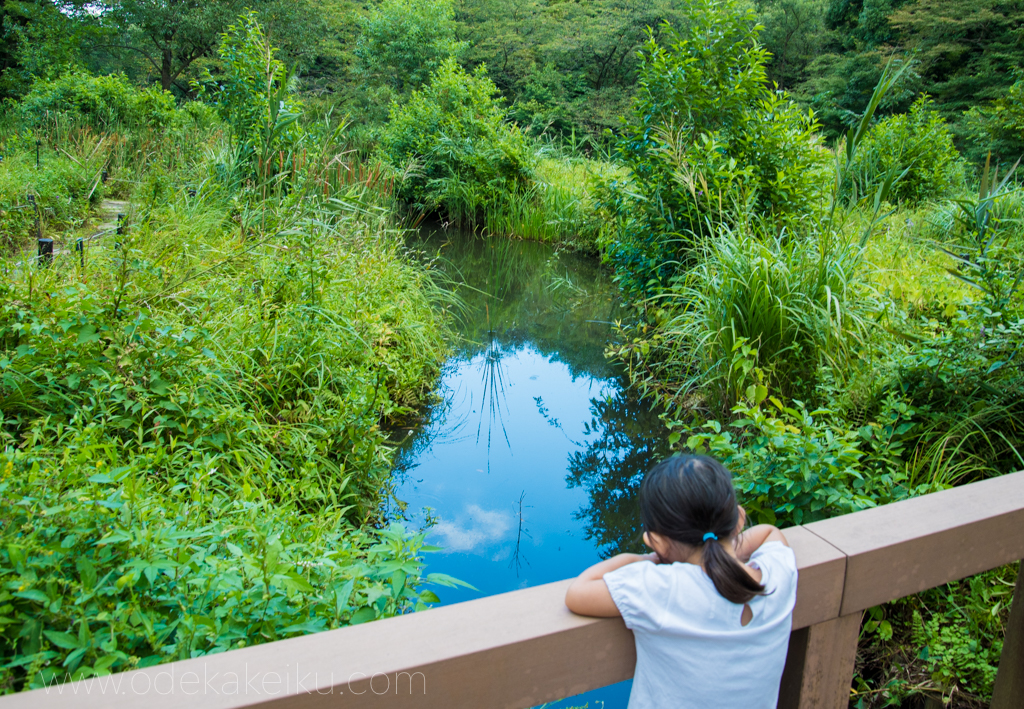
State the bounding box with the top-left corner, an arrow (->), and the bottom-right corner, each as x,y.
1,0 -> 1023,705
593,2 -> 1023,706
0,21 -> 462,693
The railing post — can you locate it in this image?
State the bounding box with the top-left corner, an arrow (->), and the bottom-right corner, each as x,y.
778,612 -> 862,709
991,561 -> 1023,708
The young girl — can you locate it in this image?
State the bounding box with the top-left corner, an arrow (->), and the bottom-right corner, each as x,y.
565,454 -> 797,708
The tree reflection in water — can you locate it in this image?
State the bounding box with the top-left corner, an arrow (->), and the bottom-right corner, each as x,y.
477,331 -> 512,471
567,384 -> 670,558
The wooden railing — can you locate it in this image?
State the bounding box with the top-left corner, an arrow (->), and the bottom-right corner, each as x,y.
3,471 -> 1024,709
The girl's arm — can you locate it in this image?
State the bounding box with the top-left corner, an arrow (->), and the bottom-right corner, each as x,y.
734,524 -> 789,562
565,552 -> 658,617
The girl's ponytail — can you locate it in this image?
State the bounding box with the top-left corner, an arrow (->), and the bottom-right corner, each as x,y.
699,530 -> 766,604
639,455 -> 766,605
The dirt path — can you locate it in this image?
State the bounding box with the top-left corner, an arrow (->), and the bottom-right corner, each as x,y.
93,199 -> 129,234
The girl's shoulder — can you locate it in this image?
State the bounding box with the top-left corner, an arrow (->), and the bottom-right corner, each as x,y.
749,540 -> 798,573
604,560 -> 698,631
748,541 -> 798,598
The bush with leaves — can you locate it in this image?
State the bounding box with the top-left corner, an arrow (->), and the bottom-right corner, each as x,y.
194,12 -> 304,174
16,71 -> 177,131
596,0 -> 828,297
848,97 -> 966,205
355,0 -> 465,98
380,57 -> 534,222
0,444 -> 464,692
660,341 -> 940,526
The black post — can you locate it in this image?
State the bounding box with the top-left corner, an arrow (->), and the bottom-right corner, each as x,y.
76,238 -> 84,269
37,238 -> 53,267
35,139 -> 40,168
102,170 -> 108,184
115,212 -> 126,250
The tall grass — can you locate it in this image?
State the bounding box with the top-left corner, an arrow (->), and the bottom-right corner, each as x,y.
642,221 -> 866,405
0,112 -> 460,691
479,157 -> 621,249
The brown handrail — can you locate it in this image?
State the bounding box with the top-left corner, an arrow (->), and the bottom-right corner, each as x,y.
3,471 -> 1023,709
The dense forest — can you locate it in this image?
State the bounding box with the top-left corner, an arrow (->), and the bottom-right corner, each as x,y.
1,0 -> 1023,706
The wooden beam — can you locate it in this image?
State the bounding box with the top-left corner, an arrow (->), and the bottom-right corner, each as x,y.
991,561 -> 1023,709
778,612 -> 862,709
803,471 -> 1024,615
784,526 -> 846,630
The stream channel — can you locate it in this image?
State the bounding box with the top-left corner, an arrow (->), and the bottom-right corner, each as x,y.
391,226 -> 670,708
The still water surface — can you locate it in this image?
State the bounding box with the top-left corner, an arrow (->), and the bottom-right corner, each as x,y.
391,227 -> 669,708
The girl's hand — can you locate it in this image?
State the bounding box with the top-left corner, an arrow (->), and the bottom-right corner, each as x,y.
565,553 -> 654,617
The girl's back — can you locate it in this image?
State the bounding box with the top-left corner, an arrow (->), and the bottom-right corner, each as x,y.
605,540 -> 797,708
565,454 -> 799,709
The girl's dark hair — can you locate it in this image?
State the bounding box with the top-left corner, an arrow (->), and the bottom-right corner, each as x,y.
640,454 -> 766,604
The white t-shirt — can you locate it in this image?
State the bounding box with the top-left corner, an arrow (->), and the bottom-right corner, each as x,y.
604,541 -> 798,709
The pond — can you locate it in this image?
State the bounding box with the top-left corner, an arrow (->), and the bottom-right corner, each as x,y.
390,226 -> 670,708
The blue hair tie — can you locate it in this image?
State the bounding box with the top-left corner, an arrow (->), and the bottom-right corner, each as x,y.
703,532 -> 718,542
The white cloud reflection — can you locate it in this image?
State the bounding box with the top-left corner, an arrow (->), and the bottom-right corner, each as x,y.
432,504 -> 512,552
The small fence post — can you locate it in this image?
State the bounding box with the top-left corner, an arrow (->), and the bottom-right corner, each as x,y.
37,237 -> 53,267
76,238 -> 84,269
778,612 -> 862,709
991,561 -> 1024,708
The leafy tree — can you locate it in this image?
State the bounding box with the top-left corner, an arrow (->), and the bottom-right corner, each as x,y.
355,0 -> 464,96
966,77 -> 1024,165
888,0 -> 1024,116
780,0 -> 1024,142
0,0 -> 101,99
194,12 -> 303,170
755,0 -> 827,91
100,0 -> 325,92
597,0 -> 827,296
458,0 -> 689,137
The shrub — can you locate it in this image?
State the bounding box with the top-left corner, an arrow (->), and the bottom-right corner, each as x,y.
18,71 -> 177,130
848,97 -> 966,205
194,12 -> 304,172
966,76 -> 1024,166
663,341 -> 939,526
355,0 -> 465,96
596,0 -> 828,297
380,57 -> 534,222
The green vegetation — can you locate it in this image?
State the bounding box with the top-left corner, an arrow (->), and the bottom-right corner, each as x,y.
2,0 -> 1024,705
598,3 -> 1022,704
381,57 -> 533,224
597,2 -> 828,296
0,30 -> 464,693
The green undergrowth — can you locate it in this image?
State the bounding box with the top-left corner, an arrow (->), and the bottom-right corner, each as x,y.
597,2 -> 1024,705
0,86 -> 462,689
